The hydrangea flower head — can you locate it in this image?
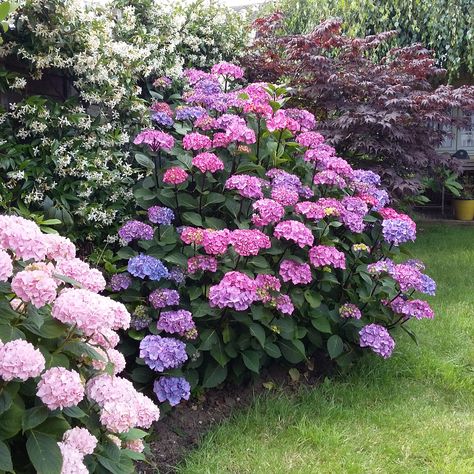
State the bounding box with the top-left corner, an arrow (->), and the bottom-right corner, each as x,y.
128,254 -> 169,281
211,62 -> 244,79
274,220 -> 314,248
0,340 -> 45,381
192,152 -> 224,173
252,199 -> 285,226
225,175 -> 267,199
0,249 -> 13,282
148,206 -> 175,225
149,288 -> 180,309
62,428 -> 97,456
339,303 -> 362,319
188,255 -> 218,274
229,229 -> 271,256
110,273 -> 132,292
202,229 -> 230,255
133,129 -> 174,152
157,310 -> 196,338
37,367 -> 84,410
163,167 -> 189,185
209,271 -> 257,311
118,220 -> 154,243
11,269 -> 57,308
55,258 -> 106,293
382,218 -> 416,246
139,335 -> 188,372
183,132 -> 212,151
359,324 -> 395,359
309,245 -> 346,269
279,260 -> 312,285
154,376 -> 191,406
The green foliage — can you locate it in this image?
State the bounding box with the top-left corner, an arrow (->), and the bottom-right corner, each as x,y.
259,0 -> 474,80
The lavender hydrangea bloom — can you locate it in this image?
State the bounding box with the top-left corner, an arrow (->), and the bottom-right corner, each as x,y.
110,273 -> 132,292
130,305 -> 152,330
359,324 -> 395,358
139,335 -> 188,372
339,303 -> 362,319
169,267 -> 185,284
153,377 -> 190,406
127,254 -> 169,281
367,259 -> 395,275
148,206 -> 175,225
352,170 -> 381,187
149,289 -> 180,309
175,106 -> 206,121
195,79 -> 221,95
152,112 -> 174,127
382,218 -> 416,246
419,274 -> 436,296
157,310 -> 196,337
118,220 -> 154,243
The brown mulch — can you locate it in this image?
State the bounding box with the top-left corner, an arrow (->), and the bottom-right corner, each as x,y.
138,353 -> 335,473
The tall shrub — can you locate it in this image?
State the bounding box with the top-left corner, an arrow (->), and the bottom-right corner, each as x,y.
241,15 -> 474,202
0,214 -> 160,473
110,64 -> 436,399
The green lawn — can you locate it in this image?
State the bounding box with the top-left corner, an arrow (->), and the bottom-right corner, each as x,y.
178,224 -> 474,474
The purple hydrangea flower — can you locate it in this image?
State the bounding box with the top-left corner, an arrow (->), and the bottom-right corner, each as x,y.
127,254 -> 169,281
109,273 -> 132,292
149,289 -> 180,309
382,218 -> 416,246
157,310 -> 196,338
195,79 -> 222,95
359,324 -> 395,358
118,220 -> 154,244
390,263 -> 422,292
130,305 -> 152,330
367,259 -> 395,275
139,335 -> 188,372
152,112 -> 174,127
339,303 -> 362,319
153,376 -> 191,406
169,267 -> 185,284
352,170 -> 381,187
147,206 -> 174,225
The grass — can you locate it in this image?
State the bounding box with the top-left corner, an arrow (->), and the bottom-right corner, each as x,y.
178,224 -> 474,473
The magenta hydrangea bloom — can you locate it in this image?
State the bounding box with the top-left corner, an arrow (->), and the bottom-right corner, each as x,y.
183,132 -> 212,151
180,227 -> 205,245
271,187 -> 299,206
313,170 -> 346,188
118,220 -> 154,243
285,108 -> 316,131
276,295 -> 294,315
339,303 -> 362,319
392,299 -> 434,320
274,220 -> 314,248
225,175 -> 267,199
266,110 -> 300,133
149,289 -> 180,309
390,263 -> 422,292
296,131 -> 325,148
367,259 -> 395,275
157,310 -> 196,338
209,271 -> 257,311
359,324 -> 395,359
251,199 -> 285,226
192,152 -> 224,173
133,129 -> 174,152
188,255 -> 218,274
295,201 -> 326,220
309,245 -> 346,269
318,156 -> 353,178
229,229 -> 271,256
211,62 -> 244,79
279,260 -> 312,285
202,229 -> 230,255
163,167 -> 189,185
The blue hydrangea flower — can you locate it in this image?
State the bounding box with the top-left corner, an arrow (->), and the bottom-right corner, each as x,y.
382,218 -> 416,246
175,106 -> 206,121
169,267 -> 185,284
127,254 -> 169,281
420,274 -> 436,296
352,169 -> 381,187
152,111 -> 174,127
153,376 -> 191,406
139,335 -> 188,372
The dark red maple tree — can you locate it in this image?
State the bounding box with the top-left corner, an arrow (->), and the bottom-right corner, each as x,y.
243,14 -> 474,200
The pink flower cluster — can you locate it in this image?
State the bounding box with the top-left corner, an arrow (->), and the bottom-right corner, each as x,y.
188,255 -> 218,274
225,175 -> 267,199
229,229 -> 271,256
309,245 -> 346,269
0,339 -> 45,381
163,167 -> 189,185
37,367 -> 84,410
203,229 -> 230,255
279,260 -> 312,285
11,269 -> 57,308
192,152 -> 224,173
274,220 -> 314,248
183,132 -> 212,151
134,129 -> 175,151
251,199 -> 285,226
86,374 -> 160,433
209,271 -> 258,311
0,250 -> 13,281
211,62 -> 244,79
59,427 -> 98,474
56,258 -> 106,293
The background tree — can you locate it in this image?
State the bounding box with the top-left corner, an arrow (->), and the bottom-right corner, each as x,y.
243,14 -> 474,201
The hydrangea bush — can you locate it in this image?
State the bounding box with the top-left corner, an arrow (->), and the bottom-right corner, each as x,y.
0,215 -> 159,473
112,64 -> 436,403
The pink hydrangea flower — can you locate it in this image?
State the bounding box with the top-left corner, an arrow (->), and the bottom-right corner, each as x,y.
55,258 -> 106,293
11,269 -> 57,308
213,132 -> 233,148
100,401 -> 138,433
225,175 -> 267,199
163,167 -> 189,185
229,229 -> 271,256
255,274 -> 281,303
0,249 -> 13,281
180,227 -> 205,245
0,340 -> 45,381
276,295 -> 294,315
37,367 -> 84,410
251,199 -> 285,226
62,428 -> 97,456
0,215 -> 47,261
279,260 -> 312,285
183,132 -> 212,151
271,186 -> 299,206
318,156 -> 354,178
295,201 -> 326,220
126,439 -> 144,453
309,245 -> 346,269
43,234 -> 76,261
202,229 -> 230,255
192,152 -> 224,173
91,348 -> 126,375
296,131 -> 325,148
313,170 -> 346,188
89,328 -> 120,349
211,62 -> 244,79
274,220 -> 314,248
209,271 -> 257,311
58,442 -> 88,474
266,110 -> 300,133
188,255 -> 218,274
133,129 -> 175,151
